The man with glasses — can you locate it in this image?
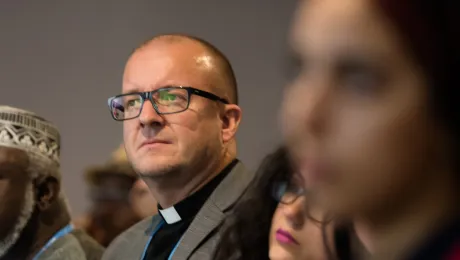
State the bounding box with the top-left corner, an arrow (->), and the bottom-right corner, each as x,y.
102,34 -> 254,260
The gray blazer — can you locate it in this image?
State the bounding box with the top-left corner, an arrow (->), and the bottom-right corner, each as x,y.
38,233 -> 87,260
38,229 -> 104,260
102,161 -> 254,260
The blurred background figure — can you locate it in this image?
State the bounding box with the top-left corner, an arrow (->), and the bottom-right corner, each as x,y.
74,145 -> 157,247
130,178 -> 158,219
282,0 -> 459,259
0,106 -> 104,260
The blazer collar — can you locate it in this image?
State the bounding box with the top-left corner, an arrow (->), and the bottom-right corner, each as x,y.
171,161 -> 254,259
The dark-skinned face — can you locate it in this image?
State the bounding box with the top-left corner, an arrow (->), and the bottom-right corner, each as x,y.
0,147 -> 35,257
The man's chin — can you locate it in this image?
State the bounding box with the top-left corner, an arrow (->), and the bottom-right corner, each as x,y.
136,161 -> 183,178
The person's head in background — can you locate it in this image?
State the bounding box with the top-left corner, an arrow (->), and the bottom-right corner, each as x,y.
269,160 -> 332,260
282,0 -> 459,259
130,178 -> 158,218
108,34 -> 242,208
0,106 -> 69,259
214,147 -> 334,260
77,144 -> 153,247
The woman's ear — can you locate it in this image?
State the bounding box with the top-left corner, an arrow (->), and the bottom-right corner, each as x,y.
221,104 -> 242,143
34,176 -> 60,211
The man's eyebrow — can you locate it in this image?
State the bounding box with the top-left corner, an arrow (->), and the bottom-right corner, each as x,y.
122,80 -> 147,94
122,89 -> 143,95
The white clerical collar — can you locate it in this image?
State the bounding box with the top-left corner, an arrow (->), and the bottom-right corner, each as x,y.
158,206 -> 182,224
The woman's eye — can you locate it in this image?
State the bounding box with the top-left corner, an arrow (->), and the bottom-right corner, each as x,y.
337,61 -> 385,95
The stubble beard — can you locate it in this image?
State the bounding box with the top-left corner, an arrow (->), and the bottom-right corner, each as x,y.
0,182 -> 35,258
136,161 -> 185,180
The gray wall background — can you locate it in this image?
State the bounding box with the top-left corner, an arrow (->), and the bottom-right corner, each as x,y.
0,1 -> 296,216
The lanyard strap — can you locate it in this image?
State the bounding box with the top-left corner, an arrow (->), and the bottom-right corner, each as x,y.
141,219 -> 181,260
33,224 -> 74,260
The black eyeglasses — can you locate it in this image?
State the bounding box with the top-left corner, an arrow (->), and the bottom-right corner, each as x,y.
271,179 -> 305,205
107,86 -> 229,121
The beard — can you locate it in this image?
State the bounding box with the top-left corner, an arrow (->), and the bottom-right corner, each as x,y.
0,182 -> 35,258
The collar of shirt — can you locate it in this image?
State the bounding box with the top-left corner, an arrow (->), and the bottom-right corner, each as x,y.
157,159 -> 239,225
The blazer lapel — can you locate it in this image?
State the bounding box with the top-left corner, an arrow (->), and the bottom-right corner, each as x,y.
131,216 -> 163,259
171,162 -> 254,260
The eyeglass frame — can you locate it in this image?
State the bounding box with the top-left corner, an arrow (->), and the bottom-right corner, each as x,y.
107,86 -> 229,121
271,179 -> 306,205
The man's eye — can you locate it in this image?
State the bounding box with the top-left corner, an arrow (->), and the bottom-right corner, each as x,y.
159,92 -> 177,101
126,99 -> 140,107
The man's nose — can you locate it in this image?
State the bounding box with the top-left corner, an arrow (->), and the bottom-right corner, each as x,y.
138,100 -> 165,127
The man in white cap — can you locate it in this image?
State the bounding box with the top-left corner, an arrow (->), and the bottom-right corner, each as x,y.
0,105 -> 104,260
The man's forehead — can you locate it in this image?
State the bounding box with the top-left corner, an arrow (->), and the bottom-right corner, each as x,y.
0,146 -> 28,164
129,40 -> 214,70
122,41 -> 217,93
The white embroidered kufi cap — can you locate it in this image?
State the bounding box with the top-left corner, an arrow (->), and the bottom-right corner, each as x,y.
0,105 -> 60,178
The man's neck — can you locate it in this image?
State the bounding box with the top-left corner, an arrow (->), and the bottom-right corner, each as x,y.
359,175 -> 457,260
2,207 -> 71,260
145,153 -> 235,209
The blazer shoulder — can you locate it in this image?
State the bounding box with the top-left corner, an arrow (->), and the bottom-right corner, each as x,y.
211,160 -> 256,212
71,229 -> 104,260
102,217 -> 154,260
40,233 -> 87,260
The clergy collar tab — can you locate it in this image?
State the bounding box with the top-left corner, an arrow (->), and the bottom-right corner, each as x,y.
158,206 -> 182,224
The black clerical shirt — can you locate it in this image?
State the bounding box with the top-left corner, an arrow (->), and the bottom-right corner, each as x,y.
143,159 -> 238,260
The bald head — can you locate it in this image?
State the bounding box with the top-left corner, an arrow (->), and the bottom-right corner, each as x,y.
118,33 -> 243,208
132,34 -> 238,104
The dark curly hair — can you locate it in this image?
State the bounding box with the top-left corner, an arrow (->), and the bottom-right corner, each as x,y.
213,146 -> 293,260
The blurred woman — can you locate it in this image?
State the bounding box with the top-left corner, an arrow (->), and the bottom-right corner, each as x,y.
213,147 -> 337,260
282,0 -> 459,259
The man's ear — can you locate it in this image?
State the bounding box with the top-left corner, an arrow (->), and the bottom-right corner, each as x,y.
221,104 -> 242,143
34,176 -> 60,211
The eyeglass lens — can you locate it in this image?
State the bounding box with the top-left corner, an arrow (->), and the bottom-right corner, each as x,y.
274,181 -> 304,204
110,88 -> 190,120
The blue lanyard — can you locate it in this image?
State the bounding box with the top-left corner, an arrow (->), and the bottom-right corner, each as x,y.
140,219 -> 181,260
33,224 -> 74,260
